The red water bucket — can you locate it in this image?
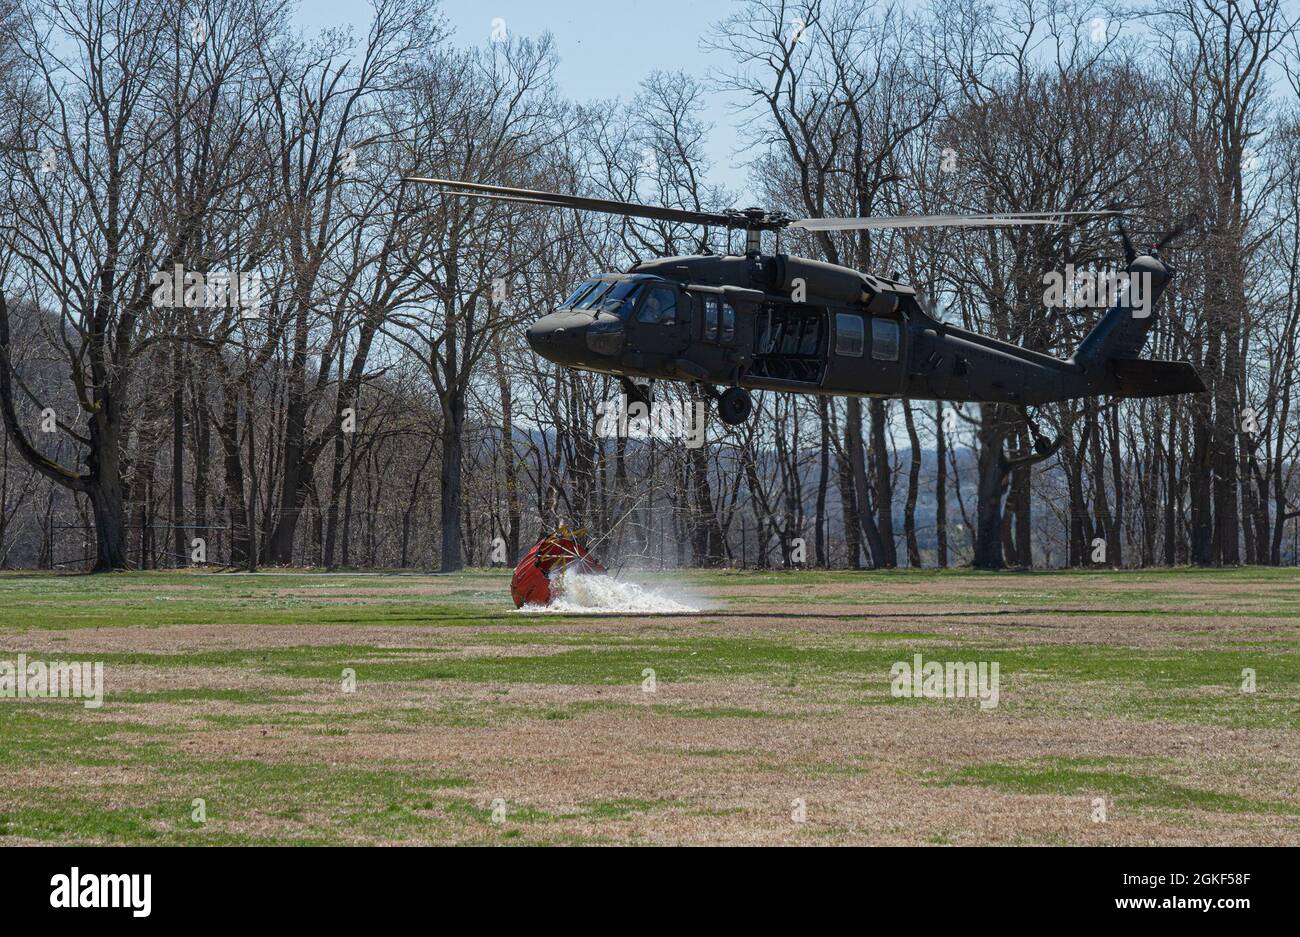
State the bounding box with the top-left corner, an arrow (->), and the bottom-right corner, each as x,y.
510,534 -> 606,608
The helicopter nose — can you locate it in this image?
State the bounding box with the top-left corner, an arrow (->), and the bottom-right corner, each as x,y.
526,312 -> 585,364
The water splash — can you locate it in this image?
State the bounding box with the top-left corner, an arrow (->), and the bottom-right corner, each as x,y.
516,573 -> 699,614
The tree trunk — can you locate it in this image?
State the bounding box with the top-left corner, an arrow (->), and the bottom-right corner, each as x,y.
816,397 -> 830,567
87,487 -> 128,571
973,405 -> 1008,570
902,401 -> 922,567
171,346 -> 187,567
1013,466 -> 1031,566
836,448 -> 861,569
191,383 -> 210,558
1190,322 -> 1218,566
869,398 -> 897,567
267,417 -> 309,566
87,417 -> 129,571
214,392 -> 250,565
495,351 -> 522,564
439,389 -> 466,572
341,442 -> 356,568
934,402 -> 948,569
846,397 -> 887,568
689,437 -> 724,565
1162,403 -> 1178,566
322,341 -> 348,570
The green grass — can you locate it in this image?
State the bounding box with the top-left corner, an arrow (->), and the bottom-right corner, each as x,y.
0,760 -> 476,845
939,756 -> 1300,818
1,566 -> 1298,844
35,636 -> 1295,730
0,570 -> 517,630
0,706 -> 482,844
4,565 -> 1300,631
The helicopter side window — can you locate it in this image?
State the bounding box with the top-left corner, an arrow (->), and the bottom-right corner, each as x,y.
835,313 -> 864,357
721,303 -> 735,343
637,286 -> 677,325
871,318 -> 900,361
703,296 -> 718,341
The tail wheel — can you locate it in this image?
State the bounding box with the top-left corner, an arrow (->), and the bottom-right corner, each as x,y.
718,387 -> 752,425
1019,406 -> 1055,455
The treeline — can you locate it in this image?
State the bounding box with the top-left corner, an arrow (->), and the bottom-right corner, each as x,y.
1,0 -> 1299,572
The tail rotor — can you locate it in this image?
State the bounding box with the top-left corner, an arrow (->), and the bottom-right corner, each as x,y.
1110,208 -> 1197,261
1153,212 -> 1198,253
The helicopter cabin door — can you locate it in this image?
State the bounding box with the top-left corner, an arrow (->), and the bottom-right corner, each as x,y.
747,300 -> 827,386
822,307 -> 906,396
626,282 -> 690,366
689,291 -> 746,377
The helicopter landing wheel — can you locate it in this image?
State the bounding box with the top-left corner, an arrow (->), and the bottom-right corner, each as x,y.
717,387 -> 752,425
621,376 -> 652,408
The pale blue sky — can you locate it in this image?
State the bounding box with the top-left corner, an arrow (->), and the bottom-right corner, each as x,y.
294,0 -> 753,195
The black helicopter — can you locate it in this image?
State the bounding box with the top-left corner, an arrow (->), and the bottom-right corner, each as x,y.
404,177 -> 1204,429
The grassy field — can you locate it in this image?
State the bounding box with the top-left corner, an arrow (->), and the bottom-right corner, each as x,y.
0,566 -> 1297,845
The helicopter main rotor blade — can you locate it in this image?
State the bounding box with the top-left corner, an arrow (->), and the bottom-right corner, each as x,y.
790,210 -> 1119,232
426,190 -> 572,209
403,176 -> 742,229
402,177 -> 1120,236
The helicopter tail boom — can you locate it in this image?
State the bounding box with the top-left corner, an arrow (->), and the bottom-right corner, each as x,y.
1065,253 -> 1203,397
915,250 -> 1203,405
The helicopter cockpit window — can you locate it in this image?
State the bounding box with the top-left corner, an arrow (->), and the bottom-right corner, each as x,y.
576,281 -> 615,309
637,286 -> 677,325
702,296 -> 718,341
871,318 -> 900,361
721,303 -> 735,343
593,280 -> 642,317
561,280 -> 599,308
835,313 -> 864,357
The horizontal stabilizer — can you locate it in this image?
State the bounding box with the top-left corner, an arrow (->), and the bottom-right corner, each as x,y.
1109,358 -> 1205,397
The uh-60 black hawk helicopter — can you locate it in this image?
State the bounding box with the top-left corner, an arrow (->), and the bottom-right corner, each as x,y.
404,177 -> 1205,443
